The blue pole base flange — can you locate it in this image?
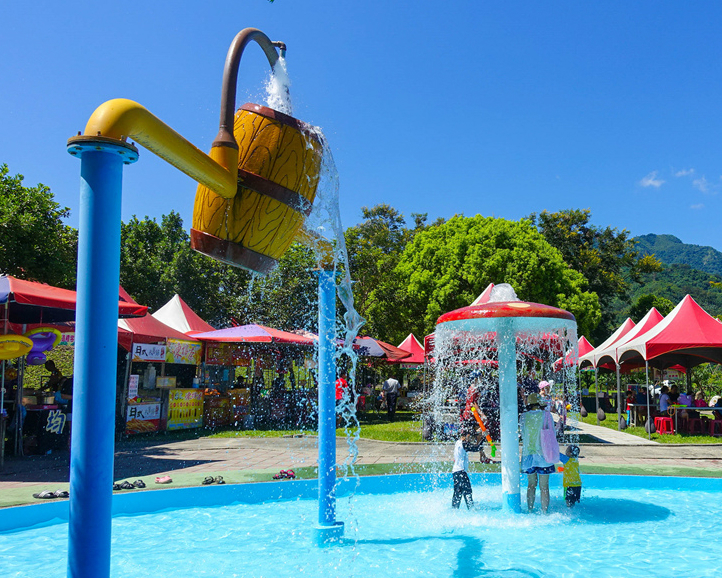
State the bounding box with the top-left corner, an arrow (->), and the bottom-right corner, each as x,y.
503,491 -> 522,513
313,521 -> 345,546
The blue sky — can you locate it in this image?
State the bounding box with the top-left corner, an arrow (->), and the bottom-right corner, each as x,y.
2,1 -> 722,250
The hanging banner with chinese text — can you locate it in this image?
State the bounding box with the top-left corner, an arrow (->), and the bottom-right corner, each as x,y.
166,339 -> 202,365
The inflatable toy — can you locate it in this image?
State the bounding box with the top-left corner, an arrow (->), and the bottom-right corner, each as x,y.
24,327 -> 62,365
0,335 -> 33,360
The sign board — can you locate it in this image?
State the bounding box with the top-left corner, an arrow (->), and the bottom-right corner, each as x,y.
132,343 -> 166,362
60,332 -> 75,347
156,376 -> 177,389
125,402 -> 161,435
166,339 -> 202,365
128,374 -> 139,399
167,388 -> 204,430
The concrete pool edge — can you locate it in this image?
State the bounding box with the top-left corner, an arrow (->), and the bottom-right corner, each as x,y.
2,472 -> 722,534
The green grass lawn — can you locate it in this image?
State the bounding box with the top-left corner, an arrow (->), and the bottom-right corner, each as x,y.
580,413 -> 721,444
200,410 -> 423,442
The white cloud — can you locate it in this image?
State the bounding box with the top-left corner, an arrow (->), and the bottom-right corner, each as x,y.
693,177 -> 711,193
675,168 -> 695,177
640,171 -> 665,188
690,203 -> 705,210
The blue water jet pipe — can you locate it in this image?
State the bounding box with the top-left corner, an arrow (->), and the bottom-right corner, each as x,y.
314,269 -> 344,544
497,319 -> 522,513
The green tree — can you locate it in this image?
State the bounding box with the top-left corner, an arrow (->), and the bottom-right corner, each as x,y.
120,211 -> 244,325
627,293 -> 675,322
389,215 -> 600,339
231,243 -> 319,332
528,208 -> 661,341
344,204 -> 432,342
0,164 -> 77,287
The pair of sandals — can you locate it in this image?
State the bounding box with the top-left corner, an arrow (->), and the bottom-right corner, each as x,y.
273,470 -> 296,480
113,480 -> 146,491
33,489 -> 69,500
202,476 -> 225,485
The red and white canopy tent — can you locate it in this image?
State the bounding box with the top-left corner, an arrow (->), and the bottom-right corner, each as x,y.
587,308 -> 665,426
152,294 -> 215,336
578,317 -> 636,370
552,335 -> 594,371
617,295 -> 722,372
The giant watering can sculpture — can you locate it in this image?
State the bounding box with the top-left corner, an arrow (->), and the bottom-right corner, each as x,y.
65,28 -> 338,578
192,104 -> 323,274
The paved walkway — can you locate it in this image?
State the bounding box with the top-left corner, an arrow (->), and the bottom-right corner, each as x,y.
2,421 -> 722,507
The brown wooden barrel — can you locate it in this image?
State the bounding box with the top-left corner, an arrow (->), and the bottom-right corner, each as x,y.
191,103 -> 322,274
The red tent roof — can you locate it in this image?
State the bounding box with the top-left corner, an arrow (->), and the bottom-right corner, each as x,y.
152,294 -> 215,335
389,333 -> 425,364
0,275 -> 147,324
578,336 -> 594,358
353,336 -> 412,360
192,324 -> 314,345
618,295 -> 722,367
118,315 -> 198,351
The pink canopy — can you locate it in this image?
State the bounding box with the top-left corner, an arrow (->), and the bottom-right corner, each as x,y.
192,324 -> 314,345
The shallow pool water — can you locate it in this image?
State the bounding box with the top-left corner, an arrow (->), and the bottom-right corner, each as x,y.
1,477 -> 720,578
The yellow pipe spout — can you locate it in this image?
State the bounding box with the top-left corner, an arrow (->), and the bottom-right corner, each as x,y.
82,98 -> 238,199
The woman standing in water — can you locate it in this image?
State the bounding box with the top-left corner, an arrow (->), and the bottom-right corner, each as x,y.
521,393 -> 556,513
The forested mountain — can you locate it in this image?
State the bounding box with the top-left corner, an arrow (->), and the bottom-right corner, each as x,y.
624,234 -> 722,321
629,264 -> 722,317
634,234 -> 722,277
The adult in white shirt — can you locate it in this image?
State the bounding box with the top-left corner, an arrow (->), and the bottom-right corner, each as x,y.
382,377 -> 400,421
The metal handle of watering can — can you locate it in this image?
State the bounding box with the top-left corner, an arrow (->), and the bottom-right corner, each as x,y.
213,28 -> 284,157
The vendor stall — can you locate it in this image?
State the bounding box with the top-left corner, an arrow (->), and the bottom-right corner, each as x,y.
117,291 -> 204,435
194,325 -> 316,430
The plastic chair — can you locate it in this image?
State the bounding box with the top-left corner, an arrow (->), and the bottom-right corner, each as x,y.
687,418 -> 704,435
654,416 -> 674,435
709,420 -> 722,437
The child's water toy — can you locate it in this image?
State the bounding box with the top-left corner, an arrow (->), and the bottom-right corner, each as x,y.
0,335 -> 33,360
24,327 -> 62,365
471,406 -> 497,458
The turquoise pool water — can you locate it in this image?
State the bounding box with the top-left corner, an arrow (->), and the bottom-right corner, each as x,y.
1,474 -> 720,578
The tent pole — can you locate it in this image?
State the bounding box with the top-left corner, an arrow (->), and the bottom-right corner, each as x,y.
594,368 -> 600,425
616,363 -> 622,430
17,334 -> 25,457
646,361 -> 651,440
120,349 -> 132,438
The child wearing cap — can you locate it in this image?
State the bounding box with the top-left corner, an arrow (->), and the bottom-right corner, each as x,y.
451,426 -> 478,509
559,444 -> 581,508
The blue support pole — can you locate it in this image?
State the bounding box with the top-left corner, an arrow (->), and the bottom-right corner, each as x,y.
66,138 -> 138,578
313,269 -> 344,544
